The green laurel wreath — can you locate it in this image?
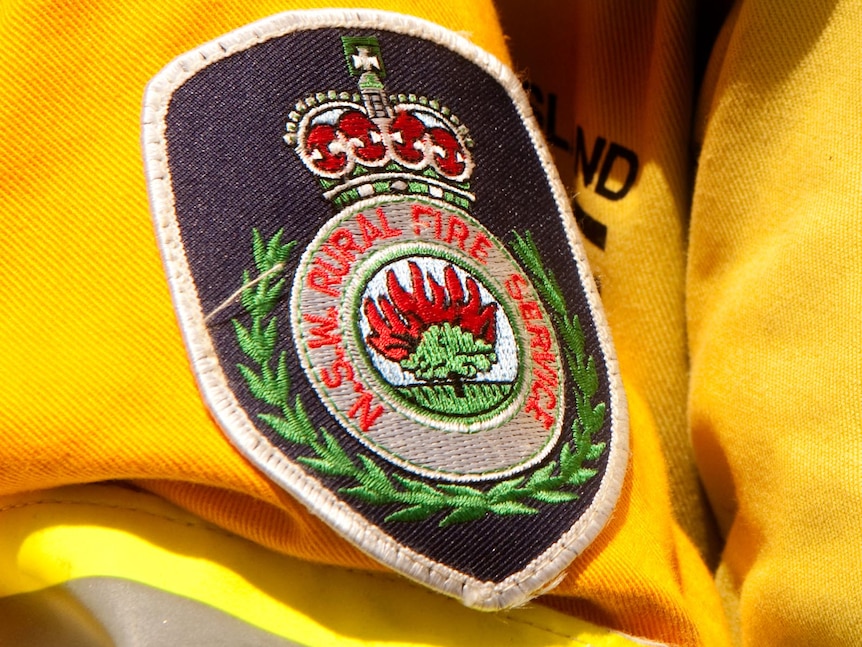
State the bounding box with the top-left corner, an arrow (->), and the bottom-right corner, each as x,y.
231,229 -> 607,527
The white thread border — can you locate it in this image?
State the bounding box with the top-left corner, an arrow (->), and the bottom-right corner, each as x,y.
141,9 -> 629,610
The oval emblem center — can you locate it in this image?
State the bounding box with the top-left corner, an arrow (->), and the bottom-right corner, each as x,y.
292,199 -> 566,481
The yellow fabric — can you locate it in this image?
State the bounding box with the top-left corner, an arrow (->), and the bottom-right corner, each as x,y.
1,1 -> 728,646
499,1 -> 862,643
0,0 -> 508,568
4,0 -> 859,645
0,484 -> 649,647
540,385 -> 729,645
495,1 -> 731,643
688,1 -> 862,644
1,2 -> 723,645
497,0 -> 721,563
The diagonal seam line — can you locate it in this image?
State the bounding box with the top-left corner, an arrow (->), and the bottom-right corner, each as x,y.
1,495 -> 627,643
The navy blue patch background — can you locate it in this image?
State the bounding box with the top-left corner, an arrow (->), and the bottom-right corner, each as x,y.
164,27 -> 614,582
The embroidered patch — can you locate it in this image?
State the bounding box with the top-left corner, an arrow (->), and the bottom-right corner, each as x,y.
142,10 -> 628,610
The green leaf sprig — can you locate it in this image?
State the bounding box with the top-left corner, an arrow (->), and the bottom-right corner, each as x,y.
231,229 -> 606,527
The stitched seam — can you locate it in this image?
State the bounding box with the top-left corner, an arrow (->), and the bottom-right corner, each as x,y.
1,495 -> 602,643
141,8 -> 630,610
0,497 -> 238,539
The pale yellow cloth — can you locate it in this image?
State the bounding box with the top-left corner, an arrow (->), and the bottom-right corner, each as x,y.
2,0 -> 859,645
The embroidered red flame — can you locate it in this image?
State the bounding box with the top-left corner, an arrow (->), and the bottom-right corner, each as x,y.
364,262 -> 497,362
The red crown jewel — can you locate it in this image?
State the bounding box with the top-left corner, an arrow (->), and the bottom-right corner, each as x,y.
284,37 -> 474,211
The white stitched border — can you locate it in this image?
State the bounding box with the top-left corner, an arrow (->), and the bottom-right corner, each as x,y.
141,8 -> 629,611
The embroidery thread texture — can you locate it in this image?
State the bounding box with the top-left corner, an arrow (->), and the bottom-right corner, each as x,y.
233,228 -> 606,527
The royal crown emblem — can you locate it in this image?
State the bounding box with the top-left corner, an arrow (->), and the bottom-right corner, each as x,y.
143,11 -> 628,611
284,37 -> 474,211
287,37 -> 567,482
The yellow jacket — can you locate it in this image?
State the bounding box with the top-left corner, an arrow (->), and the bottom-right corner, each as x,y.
1,1 -> 859,645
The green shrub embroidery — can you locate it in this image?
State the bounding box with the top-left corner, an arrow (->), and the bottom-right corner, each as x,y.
232,229 -> 607,527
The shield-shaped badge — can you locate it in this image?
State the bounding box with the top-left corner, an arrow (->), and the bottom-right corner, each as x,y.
142,10 -> 628,609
